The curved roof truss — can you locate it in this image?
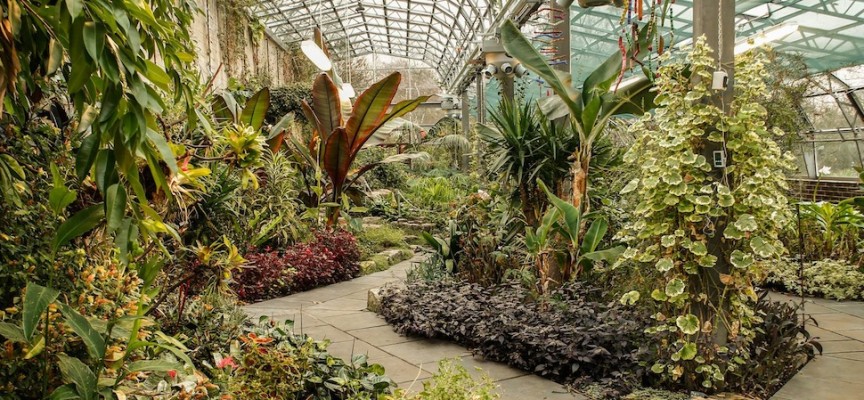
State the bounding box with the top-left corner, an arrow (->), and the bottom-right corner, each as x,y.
250,0 -> 501,87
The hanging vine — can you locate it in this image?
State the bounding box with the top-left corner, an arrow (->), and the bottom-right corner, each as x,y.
616,38 -> 796,390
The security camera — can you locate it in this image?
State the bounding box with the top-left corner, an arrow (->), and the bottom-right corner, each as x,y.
483,64 -> 498,78
514,64 -> 528,78
501,63 -> 514,75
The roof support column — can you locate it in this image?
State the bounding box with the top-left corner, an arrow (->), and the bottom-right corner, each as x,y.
553,1 -> 571,75
692,0 -> 736,346
461,90 -> 471,170
476,73 -> 486,124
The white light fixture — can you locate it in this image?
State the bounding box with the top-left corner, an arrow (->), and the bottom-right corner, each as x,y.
300,40 -> 332,71
342,83 -> 356,98
734,23 -> 798,54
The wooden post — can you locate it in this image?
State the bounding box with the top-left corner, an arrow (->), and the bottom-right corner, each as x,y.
692,0 -> 736,344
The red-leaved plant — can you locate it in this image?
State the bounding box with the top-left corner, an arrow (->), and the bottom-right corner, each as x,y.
233,229 -> 360,302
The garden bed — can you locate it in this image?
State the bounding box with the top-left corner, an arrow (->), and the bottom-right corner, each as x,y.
379,279 -> 818,399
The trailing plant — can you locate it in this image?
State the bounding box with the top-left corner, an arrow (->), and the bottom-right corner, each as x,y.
297,72 -> 429,225
615,40 -> 796,390
761,259 -> 864,301
379,280 -> 647,390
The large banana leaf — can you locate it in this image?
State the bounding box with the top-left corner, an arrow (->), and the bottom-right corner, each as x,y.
322,128 -> 351,197
500,20 -> 582,117
310,73 -> 342,142
345,72 -> 402,152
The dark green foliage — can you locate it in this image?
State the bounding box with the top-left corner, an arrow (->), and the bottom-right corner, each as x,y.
380,280 -> 647,390
355,147 -> 409,190
266,84 -> 313,124
728,292 -> 821,398
158,289 -> 248,370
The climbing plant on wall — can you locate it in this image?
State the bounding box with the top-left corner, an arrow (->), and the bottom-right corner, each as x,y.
616,38 -> 796,390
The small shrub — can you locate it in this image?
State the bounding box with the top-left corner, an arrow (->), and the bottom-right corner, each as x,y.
266,84 -> 312,124
727,292 -> 820,398
233,229 -> 361,302
379,280 -> 647,389
158,288 -> 249,369
762,258 -> 864,300
404,358 -> 499,400
358,224 -> 409,259
228,319 -> 395,399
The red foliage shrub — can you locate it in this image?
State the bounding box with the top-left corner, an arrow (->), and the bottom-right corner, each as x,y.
233,229 -> 361,302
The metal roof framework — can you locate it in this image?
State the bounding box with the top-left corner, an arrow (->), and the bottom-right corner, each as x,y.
248,0 -> 504,88
567,0 -> 864,84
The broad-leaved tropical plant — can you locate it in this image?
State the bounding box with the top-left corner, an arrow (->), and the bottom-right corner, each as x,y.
299,72 -> 430,224
500,20 -> 657,211
526,181 -> 624,292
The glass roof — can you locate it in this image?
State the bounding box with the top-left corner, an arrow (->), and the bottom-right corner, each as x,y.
569,0 -> 864,84
251,1 -> 864,94
249,0 -> 503,88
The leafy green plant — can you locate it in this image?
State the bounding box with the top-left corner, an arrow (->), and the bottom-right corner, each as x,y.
762,259 -> 864,301
1,0 -> 203,263
297,72 -> 429,225
616,41 -> 795,389
479,99 -> 573,227
400,358 -> 499,400
799,201 -> 863,260
530,181 -> 624,289
500,20 -> 656,211
0,282 -> 191,399
227,318 -> 395,399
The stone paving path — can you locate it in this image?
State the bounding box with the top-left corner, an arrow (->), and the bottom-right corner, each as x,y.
243,255 -> 580,399
769,292 -> 864,400
243,257 -> 864,400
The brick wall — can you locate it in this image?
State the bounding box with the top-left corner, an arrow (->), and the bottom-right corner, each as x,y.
787,178 -> 863,202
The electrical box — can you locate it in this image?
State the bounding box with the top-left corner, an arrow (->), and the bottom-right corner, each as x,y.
713,150 -> 727,168
712,70 -> 729,91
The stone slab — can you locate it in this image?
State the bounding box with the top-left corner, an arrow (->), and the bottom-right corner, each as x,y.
495,374 -> 584,400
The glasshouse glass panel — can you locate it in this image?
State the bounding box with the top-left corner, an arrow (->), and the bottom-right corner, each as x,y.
800,134 -> 864,178
802,94 -> 863,130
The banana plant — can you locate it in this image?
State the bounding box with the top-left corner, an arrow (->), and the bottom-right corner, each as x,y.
533,180 -> 625,283
501,20 -> 657,211
300,72 -> 429,225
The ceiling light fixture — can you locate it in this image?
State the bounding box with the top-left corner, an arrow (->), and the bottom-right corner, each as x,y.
301,39 -> 333,71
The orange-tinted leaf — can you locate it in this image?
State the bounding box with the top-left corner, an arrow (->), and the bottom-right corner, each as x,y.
345,72 -> 401,152
311,73 -> 342,141
322,128 -> 351,195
